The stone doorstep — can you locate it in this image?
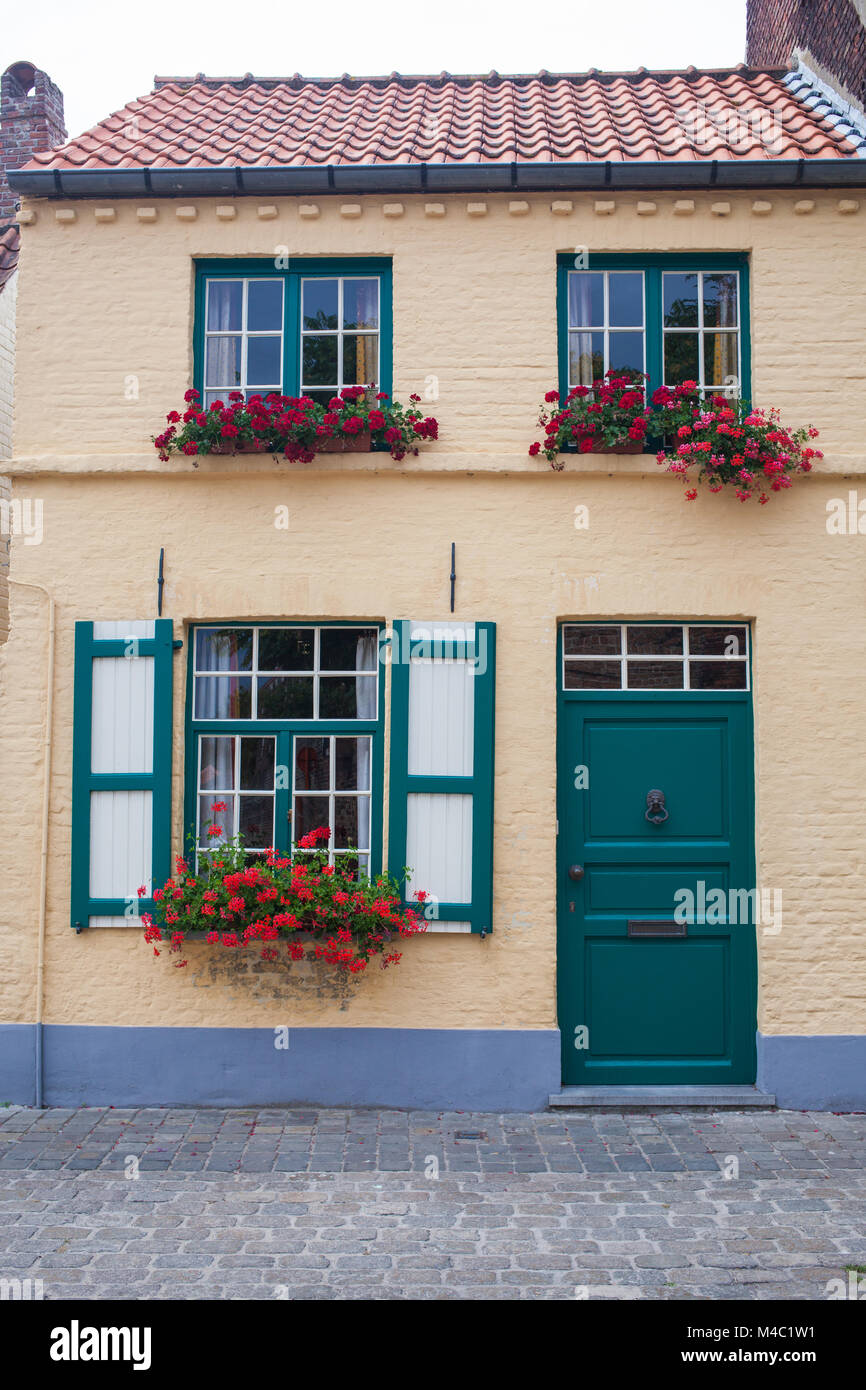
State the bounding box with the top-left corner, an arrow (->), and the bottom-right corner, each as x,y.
548,1086 -> 777,1110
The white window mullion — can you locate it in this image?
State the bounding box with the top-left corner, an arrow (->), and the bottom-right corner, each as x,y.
240,280 -> 249,395
233,736 -> 241,840
329,734 -> 336,865
337,279 -> 344,390
697,272 -> 706,394
313,628 -> 320,720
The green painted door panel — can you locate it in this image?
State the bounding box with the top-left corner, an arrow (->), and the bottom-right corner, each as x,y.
586,723 -> 726,840
586,939 -> 729,1057
558,694 -> 756,1085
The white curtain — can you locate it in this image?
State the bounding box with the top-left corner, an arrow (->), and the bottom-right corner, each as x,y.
206,281 -> 240,391
198,632 -> 243,720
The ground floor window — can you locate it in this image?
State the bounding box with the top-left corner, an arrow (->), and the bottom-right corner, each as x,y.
187,623 -> 382,871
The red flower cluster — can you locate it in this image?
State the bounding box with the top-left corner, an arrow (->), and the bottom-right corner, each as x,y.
141,820 -> 426,974
647,385 -> 821,503
529,371 -> 652,469
153,384 -> 439,464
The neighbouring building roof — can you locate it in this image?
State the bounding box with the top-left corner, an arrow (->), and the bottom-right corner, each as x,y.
0,224 -> 20,290
10,65 -> 866,197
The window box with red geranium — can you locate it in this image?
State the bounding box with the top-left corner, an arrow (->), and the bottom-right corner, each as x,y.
645,383 -> 822,503
153,385 -> 438,464
142,819 -> 427,975
529,371 -> 652,470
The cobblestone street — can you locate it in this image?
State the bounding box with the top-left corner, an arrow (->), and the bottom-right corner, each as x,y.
1,1106 -> 864,1300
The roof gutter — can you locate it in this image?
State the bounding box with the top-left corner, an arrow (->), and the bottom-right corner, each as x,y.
9,158 -> 866,199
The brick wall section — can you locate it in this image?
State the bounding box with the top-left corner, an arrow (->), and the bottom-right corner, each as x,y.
747,0 -> 866,110
1,192 -> 865,1040
0,267 -> 14,642
0,63 -> 66,224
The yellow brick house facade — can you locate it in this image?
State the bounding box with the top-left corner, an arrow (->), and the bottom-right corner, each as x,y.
1,66 -> 865,1110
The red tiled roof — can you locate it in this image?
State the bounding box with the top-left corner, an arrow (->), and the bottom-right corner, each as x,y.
21,66 -> 866,171
0,225 -> 20,291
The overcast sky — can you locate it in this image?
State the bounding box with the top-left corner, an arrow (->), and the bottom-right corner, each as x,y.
5,0 -> 748,140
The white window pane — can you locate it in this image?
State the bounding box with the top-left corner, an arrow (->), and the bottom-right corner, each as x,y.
247,279 -> 283,331
406,793 -> 473,903
91,656 -> 154,774
207,280 -> 242,331
608,272 -> 643,327
92,621 -> 155,640
247,336 -> 282,386
194,676 -> 252,719
569,272 -> 604,327
302,279 -> 338,330
199,736 -> 237,790
408,656 -> 474,776
199,794 -> 235,846
343,279 -> 379,330
205,336 -> 241,389
90,790 -> 152,898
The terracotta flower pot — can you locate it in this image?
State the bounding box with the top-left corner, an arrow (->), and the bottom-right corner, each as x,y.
315,430 -> 372,454
208,438 -> 272,455
592,438 -> 644,455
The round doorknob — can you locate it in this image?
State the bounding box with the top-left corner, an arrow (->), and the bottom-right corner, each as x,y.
568,864 -> 584,881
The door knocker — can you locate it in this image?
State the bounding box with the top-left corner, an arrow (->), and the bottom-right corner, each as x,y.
645,789 -> 668,825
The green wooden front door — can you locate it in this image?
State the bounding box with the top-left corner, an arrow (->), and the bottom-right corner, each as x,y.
557,686 -> 757,1086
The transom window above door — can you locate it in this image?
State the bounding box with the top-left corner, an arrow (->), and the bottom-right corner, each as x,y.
195,258 -> 392,410
562,624 -> 750,690
558,255 -> 749,403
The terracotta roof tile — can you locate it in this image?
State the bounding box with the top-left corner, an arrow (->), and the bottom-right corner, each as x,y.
0,225 -> 20,291
20,66 -> 866,173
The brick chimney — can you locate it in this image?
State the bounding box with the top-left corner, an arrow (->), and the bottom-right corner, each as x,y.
0,61 -> 66,224
747,0 -> 866,115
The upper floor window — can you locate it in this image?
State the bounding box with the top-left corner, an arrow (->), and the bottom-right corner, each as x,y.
558,255 -> 748,404
195,258 -> 392,410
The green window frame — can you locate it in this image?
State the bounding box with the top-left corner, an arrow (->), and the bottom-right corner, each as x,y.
556,253 -> 751,408
193,258 -> 393,407
183,622 -> 386,874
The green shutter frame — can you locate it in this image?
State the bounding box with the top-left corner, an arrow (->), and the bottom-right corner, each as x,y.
70,620 -> 174,930
388,621 -> 496,934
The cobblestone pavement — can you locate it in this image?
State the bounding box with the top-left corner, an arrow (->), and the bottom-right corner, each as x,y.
1,1107 -> 864,1300
2,1105 -> 865,1176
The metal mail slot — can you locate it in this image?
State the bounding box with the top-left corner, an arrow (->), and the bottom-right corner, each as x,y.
627,919 -> 687,938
